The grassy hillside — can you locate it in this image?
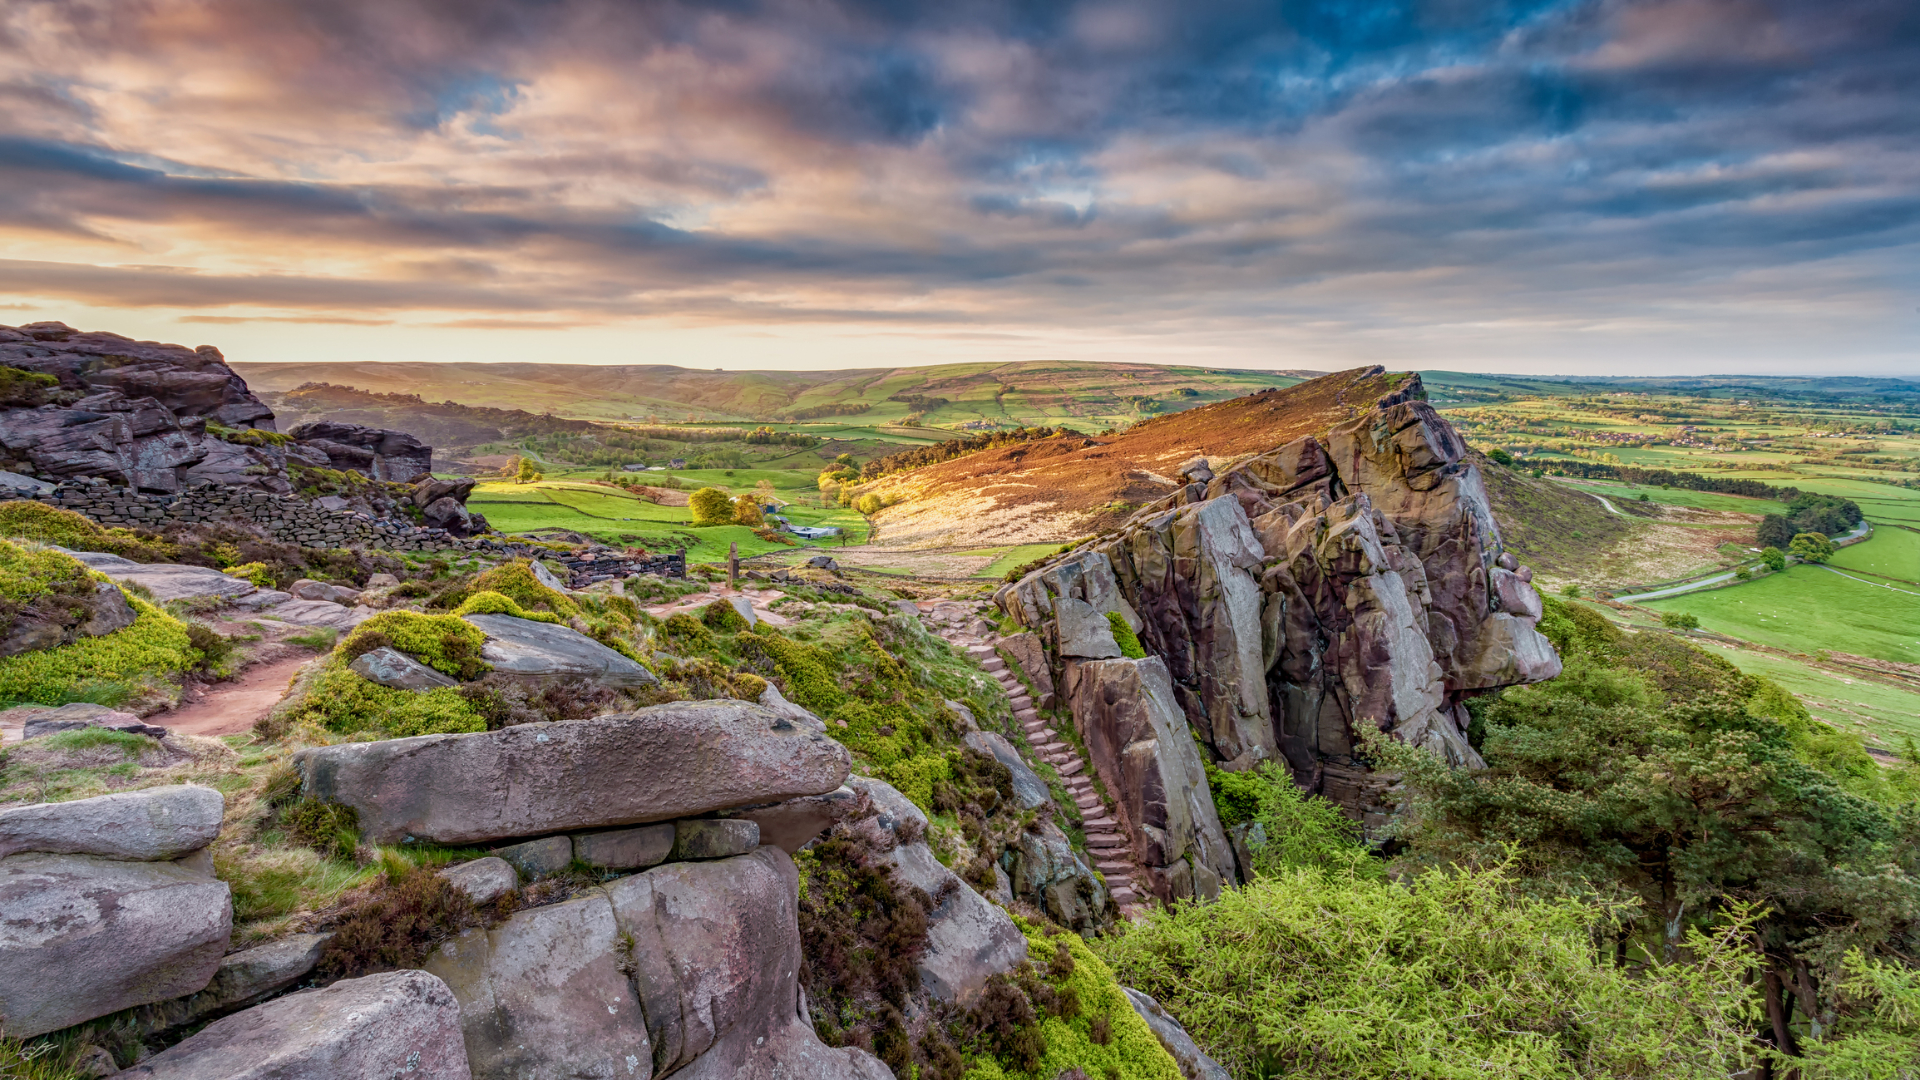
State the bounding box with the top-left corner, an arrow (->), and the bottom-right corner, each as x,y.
236,358 -> 1297,429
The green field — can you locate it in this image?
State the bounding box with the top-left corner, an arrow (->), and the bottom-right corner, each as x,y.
1706,646 -> 1920,746
1549,478 -> 1776,516
1832,525 -> 1920,584
1637,552 -> 1920,665
467,480 -> 868,563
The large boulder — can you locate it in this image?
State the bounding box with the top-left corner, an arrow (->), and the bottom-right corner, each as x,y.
0,323 -> 285,494
0,785 -> 223,861
427,847 -> 891,1080
463,612 -> 659,688
846,777 -> 1029,1003
295,701 -> 853,845
962,731 -> 1051,811
112,970 -> 470,1079
284,420 -> 432,483
0,853 -> 231,1037
58,550 -> 258,604
349,646 -> 457,692
1063,657 -> 1238,904
1007,820 -> 1111,932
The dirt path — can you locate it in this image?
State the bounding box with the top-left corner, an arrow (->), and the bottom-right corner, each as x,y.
154,654 -> 315,738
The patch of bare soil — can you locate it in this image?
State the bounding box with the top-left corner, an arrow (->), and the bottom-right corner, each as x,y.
155,653 -> 317,738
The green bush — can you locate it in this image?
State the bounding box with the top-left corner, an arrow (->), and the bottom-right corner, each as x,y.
336,611 -> 490,679
701,598 -> 750,634
454,590 -> 564,625
468,562 -> 580,619
1790,531 -> 1836,564
0,500 -> 172,562
1099,862 -> 1763,1080
1659,610 -> 1700,631
0,539 -> 95,603
1107,611 -> 1146,659
965,925 -> 1182,1080
0,595 -> 193,707
279,659 -> 488,739
0,365 -> 58,406
688,487 -> 735,526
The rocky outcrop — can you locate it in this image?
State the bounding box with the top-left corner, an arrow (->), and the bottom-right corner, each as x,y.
463,612 -> 659,688
0,324 -> 478,542
60,549 -> 258,604
284,420 -> 432,483
295,701 -> 853,845
846,777 -> 1030,1004
0,785 -> 223,861
129,934 -> 331,1036
0,853 -> 231,1037
1063,657 -> 1237,904
1,701 -> 167,741
113,970 -> 471,1079
998,374 -> 1560,826
349,646 -> 457,691
426,846 -> 891,1080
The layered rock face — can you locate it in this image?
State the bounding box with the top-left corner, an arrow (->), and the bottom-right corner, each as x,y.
0,323 -> 436,494
998,375 -> 1559,831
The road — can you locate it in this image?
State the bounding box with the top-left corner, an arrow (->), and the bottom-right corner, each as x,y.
1614,572 -> 1738,603
1821,564 -> 1920,598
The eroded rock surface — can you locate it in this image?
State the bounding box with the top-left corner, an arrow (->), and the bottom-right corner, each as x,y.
295,701 -> 852,845
464,612 -> 659,688
0,785 -> 223,861
114,969 -> 470,1079
0,853 -> 231,1037
427,846 -> 891,1080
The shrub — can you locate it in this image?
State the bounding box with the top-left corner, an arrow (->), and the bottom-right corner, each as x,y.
468,562 -> 580,619
0,595 -> 193,707
184,622 -> 235,671
224,561 -> 276,589
458,672 -> 626,729
0,539 -> 95,603
701,598 -> 750,634
1106,612 -> 1145,659
0,501 -> 174,562
1488,448 -> 1515,467
732,495 -> 764,526
279,660 -> 488,739
454,590 -> 564,625
282,798 -> 359,860
1099,863 -> 1763,1080
336,611 -> 489,679
1760,546 -> 1786,572
0,364 -> 58,406
316,862 -> 482,979
854,493 -> 883,515
688,487 -> 735,526
1659,610 -> 1700,631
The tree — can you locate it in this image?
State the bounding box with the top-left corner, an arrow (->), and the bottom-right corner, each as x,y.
515,457 -> 543,484
688,486 -> 734,525
1789,531 -> 1835,564
1488,448 -> 1516,467
732,494 -> 763,526
854,493 -> 883,516
1384,598 -> 1920,1067
1760,546 -> 1786,573
1660,610 -> 1700,631
753,479 -> 777,506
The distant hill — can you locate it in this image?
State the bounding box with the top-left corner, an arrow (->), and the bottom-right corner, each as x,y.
234,359 -> 1303,428
862,366 -> 1402,549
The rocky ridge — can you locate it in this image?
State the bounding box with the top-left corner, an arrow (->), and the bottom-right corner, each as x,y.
996,374 -> 1560,838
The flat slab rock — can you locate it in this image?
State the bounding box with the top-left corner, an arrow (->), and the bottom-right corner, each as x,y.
0,784 -> 224,861
0,852 -> 232,1038
253,598 -> 368,630
296,700 -> 852,845
56,549 -> 258,604
112,969 -> 470,1079
4,701 -> 168,741
464,612 -> 658,687
349,645 -> 457,691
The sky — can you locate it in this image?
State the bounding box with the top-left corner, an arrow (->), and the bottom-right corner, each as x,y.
1,0 -> 1916,376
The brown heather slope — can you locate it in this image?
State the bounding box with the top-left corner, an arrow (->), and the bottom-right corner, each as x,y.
863,367 -> 1402,549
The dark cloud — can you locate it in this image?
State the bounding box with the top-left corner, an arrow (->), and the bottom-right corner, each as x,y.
0,0 -> 1914,369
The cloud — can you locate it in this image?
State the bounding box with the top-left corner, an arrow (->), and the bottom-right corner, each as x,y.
0,0 -> 1913,372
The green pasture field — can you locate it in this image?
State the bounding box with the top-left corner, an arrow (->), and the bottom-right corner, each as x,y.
1832,526 -> 1920,584
972,543 -> 1066,580
466,481 -> 867,562
1637,554 -> 1920,665
1550,478 -> 1775,515
1702,645 -> 1920,747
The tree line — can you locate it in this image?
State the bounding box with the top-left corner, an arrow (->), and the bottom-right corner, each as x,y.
858,426 -> 1080,480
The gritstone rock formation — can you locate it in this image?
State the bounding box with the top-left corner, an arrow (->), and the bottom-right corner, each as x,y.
998,372 -> 1560,841
0,323 -> 437,493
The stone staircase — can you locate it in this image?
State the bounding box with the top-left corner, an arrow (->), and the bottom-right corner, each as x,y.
933,619 -> 1144,913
